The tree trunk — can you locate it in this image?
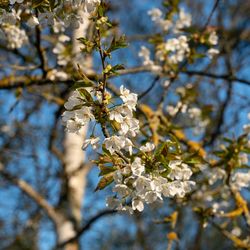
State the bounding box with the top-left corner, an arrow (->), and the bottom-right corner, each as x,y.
56,7 -> 93,250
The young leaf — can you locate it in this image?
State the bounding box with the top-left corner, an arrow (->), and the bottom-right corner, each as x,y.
78,88 -> 93,103
95,173 -> 114,191
107,35 -> 128,53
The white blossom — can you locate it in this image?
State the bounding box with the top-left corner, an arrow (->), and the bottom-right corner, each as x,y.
62,106 -> 94,133
48,69 -> 68,81
64,90 -> 82,110
168,161 -> 193,181
148,8 -> 172,31
208,168 -> 226,185
62,92 -> 95,134
27,16 -> 39,27
10,0 -> 24,4
113,184 -> 131,198
120,85 -> 138,111
133,175 -> 151,192
207,48 -> 219,59
82,137 -> 100,150
140,142 -> 155,152
132,198 -> 144,211
162,80 -> 170,88
104,135 -> 125,154
175,8 -> 192,32
138,46 -> 154,66
119,117 -> 139,137
74,107 -> 94,123
161,35 -> 190,64
109,107 -> 124,123
113,170 -> 124,184
53,40 -> 71,66
208,31 -> 218,45
124,138 -> 133,155
243,124 -> 250,134
63,119 -> 82,133
238,153 -> 248,165
188,107 -> 201,119
1,24 -> 28,49
231,227 -> 242,237
148,8 -> 162,21
107,156 -> 195,212
230,170 -> 250,190
131,157 -> 145,176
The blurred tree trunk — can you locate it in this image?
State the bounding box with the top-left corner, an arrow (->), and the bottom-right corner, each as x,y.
56,8 -> 93,250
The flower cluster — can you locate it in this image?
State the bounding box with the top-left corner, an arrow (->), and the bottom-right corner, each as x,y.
139,7 -> 219,71
104,86 -> 139,155
53,35 -> 71,66
1,24 -> 28,49
107,159 -> 195,213
230,169 -> 250,191
148,8 -> 191,33
156,35 -> 190,64
2,0 -> 101,33
62,90 -> 95,134
0,9 -> 28,49
207,31 -> 219,58
62,85 -> 139,148
62,85 -> 196,213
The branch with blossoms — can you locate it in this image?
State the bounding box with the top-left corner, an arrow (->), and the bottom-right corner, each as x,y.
61,2 -> 204,213
60,1 -> 250,247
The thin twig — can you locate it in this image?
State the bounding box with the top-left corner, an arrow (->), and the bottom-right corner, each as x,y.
138,75 -> 160,100
35,10 -> 47,77
202,0 -> 220,31
58,209 -> 116,248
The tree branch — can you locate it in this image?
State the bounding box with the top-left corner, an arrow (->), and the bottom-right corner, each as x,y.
202,0 -> 221,31
35,11 -> 47,77
0,167 -> 59,224
58,209 -> 116,248
138,76 -> 160,100
181,70 -> 250,86
0,67 -> 249,91
0,76 -> 74,89
209,219 -> 250,249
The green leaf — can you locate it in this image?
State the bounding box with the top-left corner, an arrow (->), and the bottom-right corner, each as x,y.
49,0 -> 55,9
154,142 -> 168,158
161,169 -> 171,178
72,80 -> 94,89
222,137 -> 234,143
107,35 -> 128,53
97,4 -> 105,17
148,34 -> 164,44
99,166 -> 115,177
32,0 -> 50,8
242,148 -> 250,154
168,134 -> 182,154
95,173 -> 114,191
184,157 -> 202,164
102,145 -> 112,157
78,88 -> 93,103
77,37 -> 96,53
103,64 -> 125,76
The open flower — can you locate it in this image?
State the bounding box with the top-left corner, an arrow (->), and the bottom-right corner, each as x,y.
82,137 -> 100,150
